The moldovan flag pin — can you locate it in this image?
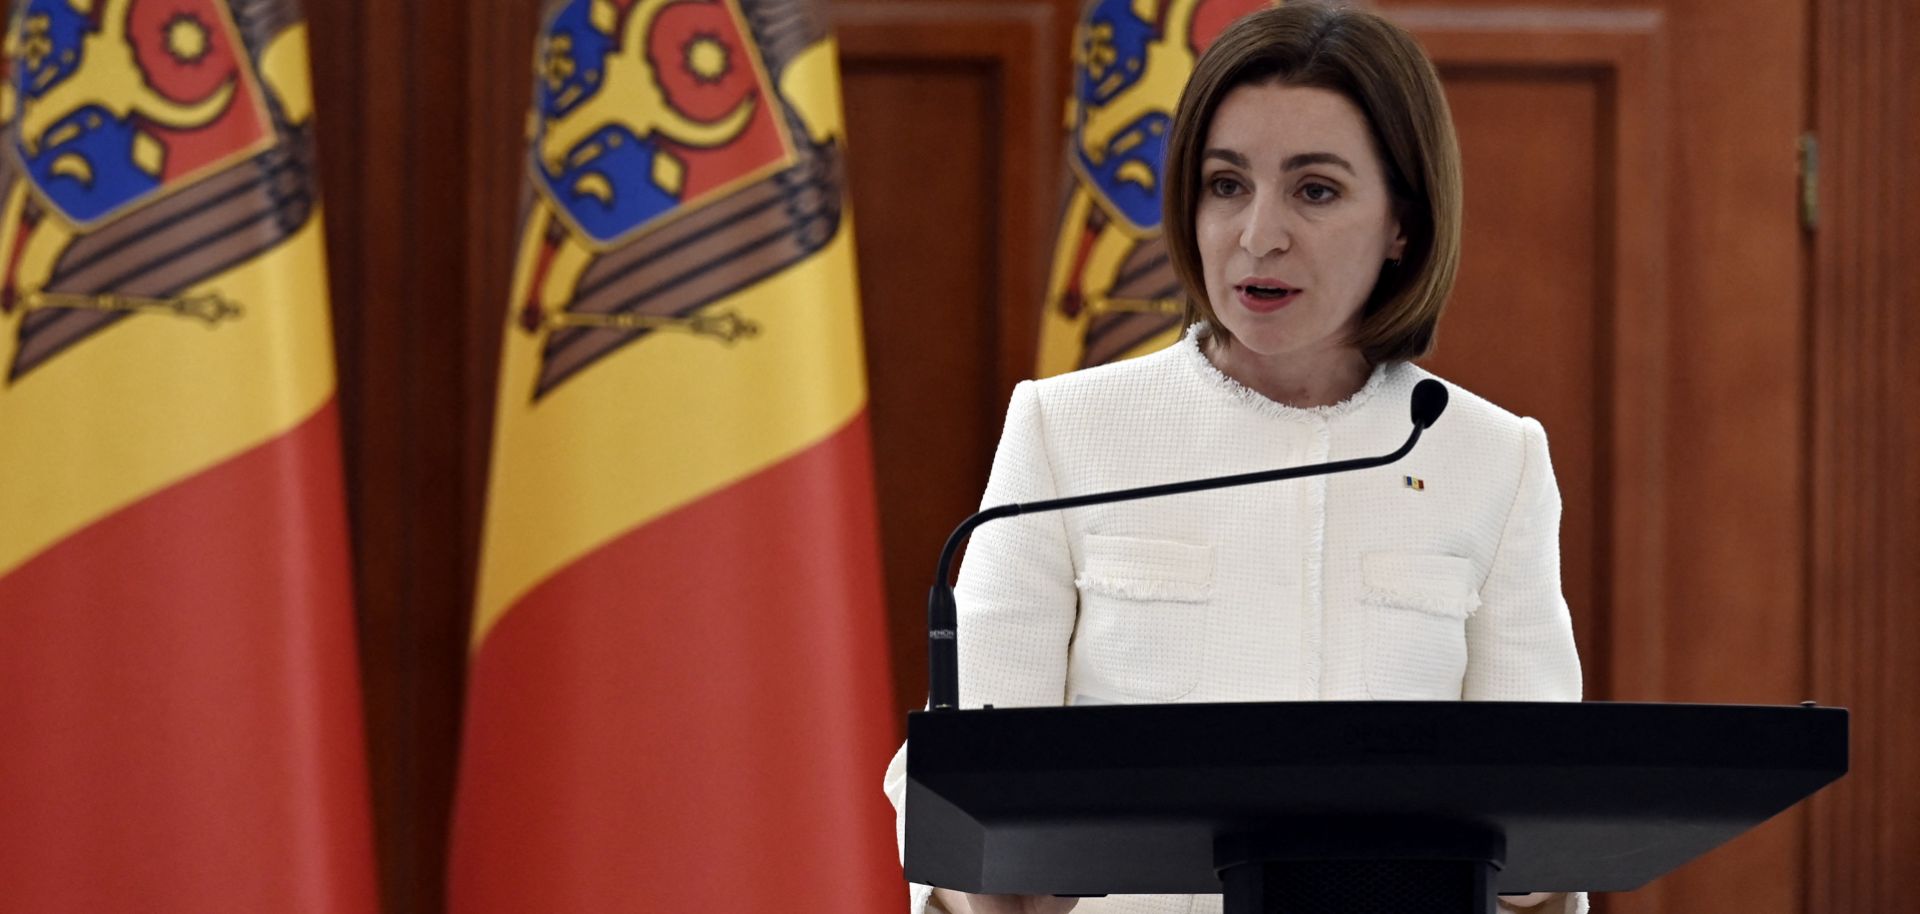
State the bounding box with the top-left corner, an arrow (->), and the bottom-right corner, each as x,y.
449,0 -> 899,910
0,2 -> 379,911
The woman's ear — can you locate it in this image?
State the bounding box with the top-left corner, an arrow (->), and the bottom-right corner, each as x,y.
1386,201 -> 1410,261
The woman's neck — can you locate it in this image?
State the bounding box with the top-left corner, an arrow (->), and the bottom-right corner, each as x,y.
1203,334 -> 1373,409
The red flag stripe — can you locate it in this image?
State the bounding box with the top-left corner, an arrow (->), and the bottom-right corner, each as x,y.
0,399 -> 378,913
450,409 -> 900,912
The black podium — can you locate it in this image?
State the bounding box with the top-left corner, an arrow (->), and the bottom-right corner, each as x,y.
903,701 -> 1848,913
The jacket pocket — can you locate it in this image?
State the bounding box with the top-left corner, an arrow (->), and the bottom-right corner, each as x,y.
1074,534 -> 1213,701
1361,552 -> 1480,700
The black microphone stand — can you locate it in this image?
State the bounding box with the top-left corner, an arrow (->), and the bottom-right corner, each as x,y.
926,379 -> 1449,710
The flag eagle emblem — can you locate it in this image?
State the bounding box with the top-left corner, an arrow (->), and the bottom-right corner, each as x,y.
1040,0 -> 1269,372
9,0 -> 275,228
512,0 -> 846,400
0,0 -> 315,385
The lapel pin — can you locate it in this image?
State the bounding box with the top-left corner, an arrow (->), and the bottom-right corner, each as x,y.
1403,476 -> 1426,491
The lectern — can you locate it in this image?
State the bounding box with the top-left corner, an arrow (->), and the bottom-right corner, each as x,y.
910,385 -> 1850,911
903,700 -> 1848,912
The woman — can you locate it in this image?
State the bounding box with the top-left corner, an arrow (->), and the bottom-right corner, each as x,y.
885,4 -> 1584,913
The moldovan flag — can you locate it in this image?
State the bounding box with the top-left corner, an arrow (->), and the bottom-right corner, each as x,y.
1037,0 -> 1270,376
0,2 -> 379,912
449,0 -> 899,910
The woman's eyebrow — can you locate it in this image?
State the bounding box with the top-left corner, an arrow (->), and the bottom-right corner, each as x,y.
1283,151 -> 1356,174
1202,148 -> 1250,168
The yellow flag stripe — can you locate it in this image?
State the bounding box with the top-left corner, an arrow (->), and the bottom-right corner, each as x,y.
0,215 -> 339,579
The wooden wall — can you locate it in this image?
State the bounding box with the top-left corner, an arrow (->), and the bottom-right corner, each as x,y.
1805,0 -> 1920,908
299,1 -> 1917,912
305,3 -> 535,911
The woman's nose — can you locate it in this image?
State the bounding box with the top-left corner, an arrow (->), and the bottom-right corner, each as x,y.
1239,192 -> 1293,257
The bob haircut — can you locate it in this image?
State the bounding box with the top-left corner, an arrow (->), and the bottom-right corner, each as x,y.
1162,1 -> 1462,364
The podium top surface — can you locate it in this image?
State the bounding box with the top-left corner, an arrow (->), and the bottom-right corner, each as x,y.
904,701 -> 1848,895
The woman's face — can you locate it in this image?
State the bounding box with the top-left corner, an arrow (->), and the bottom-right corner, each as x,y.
1194,81 -> 1407,362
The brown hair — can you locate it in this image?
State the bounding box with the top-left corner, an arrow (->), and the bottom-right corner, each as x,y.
1161,1 -> 1462,364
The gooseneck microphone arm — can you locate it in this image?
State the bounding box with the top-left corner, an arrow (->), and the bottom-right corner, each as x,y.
926,378 -> 1449,711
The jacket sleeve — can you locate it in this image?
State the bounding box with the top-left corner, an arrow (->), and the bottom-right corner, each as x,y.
1470,418 -> 1587,914
883,381 -> 1081,911
1464,417 -> 1583,702
1498,892 -> 1590,914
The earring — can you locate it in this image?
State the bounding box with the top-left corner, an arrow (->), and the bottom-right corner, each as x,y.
1386,257 -> 1403,269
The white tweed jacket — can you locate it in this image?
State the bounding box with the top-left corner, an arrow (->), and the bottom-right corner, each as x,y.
885,329 -> 1586,914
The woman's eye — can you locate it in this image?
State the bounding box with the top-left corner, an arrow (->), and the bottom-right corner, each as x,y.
1299,182 -> 1339,204
1207,175 -> 1244,197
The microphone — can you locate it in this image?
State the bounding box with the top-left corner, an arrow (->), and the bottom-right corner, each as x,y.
926,378 -> 1449,710
1412,378 -> 1448,429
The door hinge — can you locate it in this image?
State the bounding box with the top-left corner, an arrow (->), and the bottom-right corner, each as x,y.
1799,132 -> 1819,232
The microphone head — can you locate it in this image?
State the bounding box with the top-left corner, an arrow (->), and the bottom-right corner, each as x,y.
1410,379 -> 1449,429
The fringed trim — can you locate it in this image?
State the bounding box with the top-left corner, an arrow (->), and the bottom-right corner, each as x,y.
1301,420 -> 1331,696
1175,323 -> 1391,421
1360,584 -> 1481,619
1075,573 -> 1212,603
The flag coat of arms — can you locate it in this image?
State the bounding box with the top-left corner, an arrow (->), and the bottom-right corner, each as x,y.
1037,0 -> 1271,376
0,0 -> 379,910
449,0 -> 899,909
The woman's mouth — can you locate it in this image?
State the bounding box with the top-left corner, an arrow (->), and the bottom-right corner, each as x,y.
1235,282 -> 1301,313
